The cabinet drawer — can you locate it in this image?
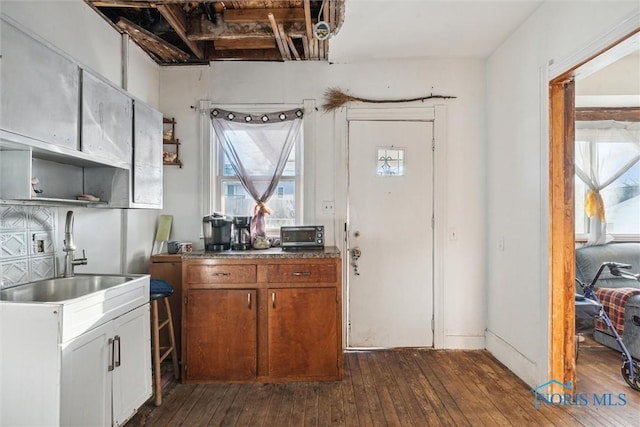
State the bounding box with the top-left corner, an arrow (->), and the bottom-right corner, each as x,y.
187,265 -> 257,284
267,263 -> 336,283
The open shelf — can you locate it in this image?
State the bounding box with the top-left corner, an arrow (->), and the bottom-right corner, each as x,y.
163,117 -> 182,168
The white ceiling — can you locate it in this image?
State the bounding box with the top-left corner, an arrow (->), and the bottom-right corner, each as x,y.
328,0 -> 545,63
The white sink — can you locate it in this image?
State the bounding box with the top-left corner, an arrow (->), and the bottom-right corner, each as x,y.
0,274 -> 149,342
0,275 -> 135,302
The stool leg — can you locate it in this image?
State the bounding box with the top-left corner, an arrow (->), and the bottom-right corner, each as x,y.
151,300 -> 162,406
163,297 -> 180,380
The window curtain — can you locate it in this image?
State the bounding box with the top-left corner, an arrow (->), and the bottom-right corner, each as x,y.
210,107 -> 303,242
575,120 -> 640,245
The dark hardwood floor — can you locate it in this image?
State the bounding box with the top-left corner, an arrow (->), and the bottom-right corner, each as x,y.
126,341 -> 640,426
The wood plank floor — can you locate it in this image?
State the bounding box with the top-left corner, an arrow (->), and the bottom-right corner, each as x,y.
126,343 -> 640,426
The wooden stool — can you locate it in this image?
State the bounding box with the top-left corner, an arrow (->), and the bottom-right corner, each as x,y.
150,280 -> 179,406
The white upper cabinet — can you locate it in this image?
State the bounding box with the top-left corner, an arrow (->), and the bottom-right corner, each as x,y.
81,71 -> 133,168
0,18 -> 79,150
132,100 -> 163,207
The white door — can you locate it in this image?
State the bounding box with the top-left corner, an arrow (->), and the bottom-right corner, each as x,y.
347,118 -> 433,348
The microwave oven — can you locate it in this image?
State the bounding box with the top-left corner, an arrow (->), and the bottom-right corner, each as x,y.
280,226 -> 324,251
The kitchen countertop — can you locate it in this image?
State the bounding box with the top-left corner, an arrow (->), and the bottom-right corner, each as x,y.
182,246 -> 340,259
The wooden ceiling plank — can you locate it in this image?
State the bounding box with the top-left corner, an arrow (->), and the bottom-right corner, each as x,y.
278,23 -> 293,60
156,4 -> 205,59
301,35 -> 310,60
286,35 -> 301,61
268,13 -> 290,61
223,8 -> 305,24
214,38 -> 277,50
116,17 -> 190,62
303,0 -> 313,60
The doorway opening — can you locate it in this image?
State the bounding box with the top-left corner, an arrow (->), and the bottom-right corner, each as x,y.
549,29 -> 640,390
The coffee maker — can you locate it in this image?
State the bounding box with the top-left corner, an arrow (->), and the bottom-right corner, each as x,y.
202,213 -> 232,251
231,216 -> 252,250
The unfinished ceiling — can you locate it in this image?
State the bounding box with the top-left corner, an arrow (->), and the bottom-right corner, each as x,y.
86,0 -> 343,64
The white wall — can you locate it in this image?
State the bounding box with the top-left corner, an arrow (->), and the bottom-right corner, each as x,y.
2,0 -> 161,275
485,1 -> 640,387
159,59 -> 487,348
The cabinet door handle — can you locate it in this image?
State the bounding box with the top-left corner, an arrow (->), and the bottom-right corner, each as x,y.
114,335 -> 121,368
272,292 -> 276,309
108,338 -> 115,372
213,272 -> 231,277
247,292 -> 251,309
292,271 -> 311,276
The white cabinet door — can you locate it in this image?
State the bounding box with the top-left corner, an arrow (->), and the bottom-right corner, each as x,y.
0,18 -> 79,149
60,322 -> 112,427
112,305 -> 152,426
81,70 -> 133,167
132,100 -> 163,207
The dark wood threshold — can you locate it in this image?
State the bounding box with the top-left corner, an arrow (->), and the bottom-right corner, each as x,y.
125,348 -> 640,426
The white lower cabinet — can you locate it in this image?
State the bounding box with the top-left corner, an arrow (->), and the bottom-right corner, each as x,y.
61,305 -> 152,426
0,291 -> 151,427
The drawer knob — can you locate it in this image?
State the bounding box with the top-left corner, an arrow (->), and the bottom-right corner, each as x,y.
213,272 -> 231,277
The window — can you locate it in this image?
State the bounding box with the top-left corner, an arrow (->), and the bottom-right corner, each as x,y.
218,144 -> 299,232
575,123 -> 640,241
212,108 -> 303,235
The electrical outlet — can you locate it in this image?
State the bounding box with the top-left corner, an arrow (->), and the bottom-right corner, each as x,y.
322,200 -> 335,215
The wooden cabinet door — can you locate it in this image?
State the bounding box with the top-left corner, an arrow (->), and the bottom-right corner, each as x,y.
268,287 -> 338,379
185,289 -> 257,381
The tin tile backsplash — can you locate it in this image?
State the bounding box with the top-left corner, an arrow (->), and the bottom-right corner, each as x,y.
0,205 -> 57,289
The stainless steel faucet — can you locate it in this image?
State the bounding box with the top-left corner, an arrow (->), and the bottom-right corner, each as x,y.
63,210 -> 87,277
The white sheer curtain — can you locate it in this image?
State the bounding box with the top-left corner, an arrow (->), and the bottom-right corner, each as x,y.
575,120 -> 640,245
210,107 -> 303,242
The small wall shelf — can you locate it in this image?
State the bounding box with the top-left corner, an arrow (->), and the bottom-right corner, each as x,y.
163,117 -> 182,168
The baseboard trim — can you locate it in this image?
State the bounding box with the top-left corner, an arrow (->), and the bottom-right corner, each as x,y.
443,335 -> 485,350
485,329 -> 539,387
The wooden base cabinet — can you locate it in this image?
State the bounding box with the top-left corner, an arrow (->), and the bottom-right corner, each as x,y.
182,256 -> 342,383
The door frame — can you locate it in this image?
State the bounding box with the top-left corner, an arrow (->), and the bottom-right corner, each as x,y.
548,24 -> 640,391
333,104 -> 448,349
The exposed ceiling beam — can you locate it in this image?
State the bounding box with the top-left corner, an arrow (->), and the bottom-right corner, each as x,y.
223,8 -> 305,24
116,17 -> 190,62
206,48 -> 283,61
188,22 -> 306,41
89,1 -> 153,7
303,0 -> 314,59
214,38 -> 277,50
156,3 -> 205,59
575,107 -> 640,121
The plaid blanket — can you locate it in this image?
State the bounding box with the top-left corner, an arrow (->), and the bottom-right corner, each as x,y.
594,287 -> 640,336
